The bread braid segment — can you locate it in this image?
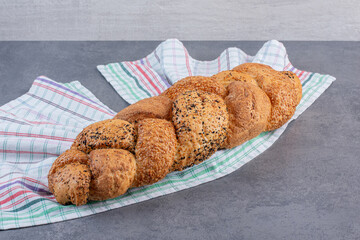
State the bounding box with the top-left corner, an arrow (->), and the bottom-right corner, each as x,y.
132,118 -> 177,188
47,149 -> 91,206
232,63 -> 301,131
171,90 -> 229,171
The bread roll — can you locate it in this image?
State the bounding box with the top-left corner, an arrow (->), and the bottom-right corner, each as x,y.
132,118 -> 177,187
233,63 -> 298,131
114,96 -> 173,123
212,70 -> 257,88
171,91 -> 229,171
161,76 -> 226,101
223,81 -> 271,149
88,149 -> 136,201
71,119 -> 136,154
48,150 -> 91,206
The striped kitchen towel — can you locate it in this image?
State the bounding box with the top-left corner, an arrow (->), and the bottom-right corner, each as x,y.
0,40 -> 335,229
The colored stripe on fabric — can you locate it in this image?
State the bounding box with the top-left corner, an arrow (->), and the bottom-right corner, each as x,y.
119,63 -> 152,98
26,93 -> 94,121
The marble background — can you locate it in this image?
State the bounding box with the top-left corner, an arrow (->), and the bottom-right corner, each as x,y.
0,0 -> 359,40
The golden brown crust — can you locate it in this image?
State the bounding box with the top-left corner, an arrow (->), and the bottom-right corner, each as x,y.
48,150 -> 91,206
212,70 -> 258,88
48,149 -> 89,181
233,63 -> 274,78
280,71 -> 302,105
171,91 -> 229,171
223,81 -> 271,149
114,96 -> 173,123
261,77 -> 297,131
233,63 -> 298,131
88,149 -> 136,201
71,119 -> 136,154
161,76 -> 226,101
132,118 -> 177,187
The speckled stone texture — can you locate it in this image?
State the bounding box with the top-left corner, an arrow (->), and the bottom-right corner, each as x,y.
0,41 -> 359,240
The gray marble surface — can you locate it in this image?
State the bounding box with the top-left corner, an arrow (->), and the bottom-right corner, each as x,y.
1,1 -> 359,41
0,41 -> 359,239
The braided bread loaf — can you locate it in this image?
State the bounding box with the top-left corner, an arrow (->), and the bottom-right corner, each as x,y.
48,63 -> 302,206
